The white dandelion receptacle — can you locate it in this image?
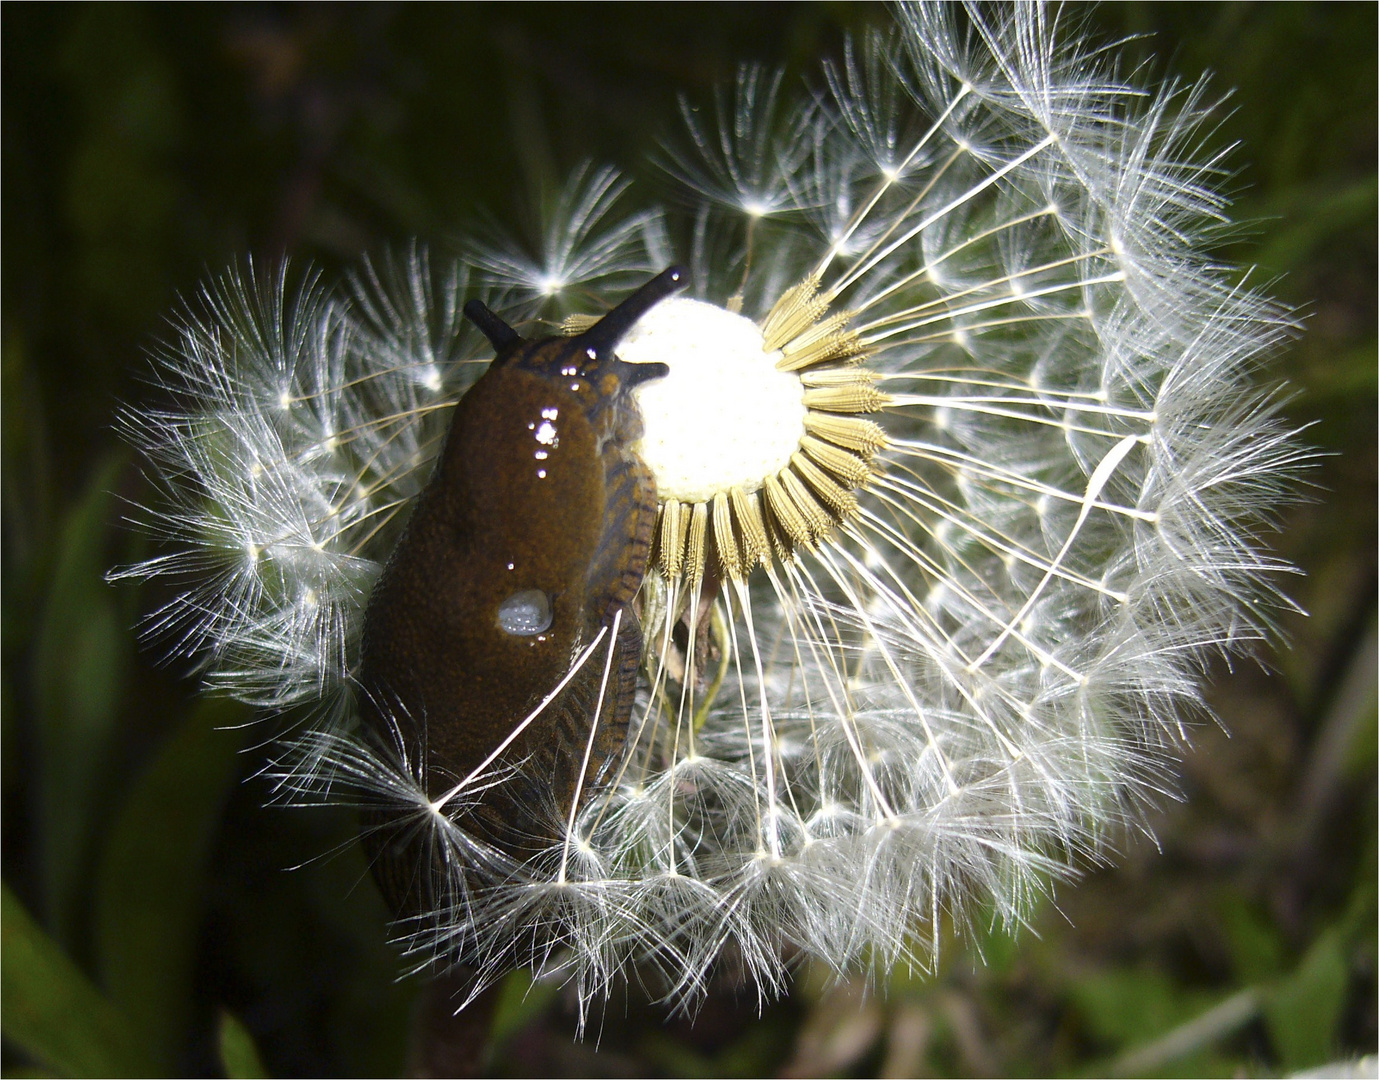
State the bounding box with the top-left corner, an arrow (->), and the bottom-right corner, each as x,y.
114,3 -> 1304,1015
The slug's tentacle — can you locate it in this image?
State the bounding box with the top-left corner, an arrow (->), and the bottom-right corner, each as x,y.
356,268 -> 684,927
460,298 -> 522,357
577,265 -> 685,356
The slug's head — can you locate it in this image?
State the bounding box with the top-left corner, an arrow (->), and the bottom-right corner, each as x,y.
462,265 -> 683,422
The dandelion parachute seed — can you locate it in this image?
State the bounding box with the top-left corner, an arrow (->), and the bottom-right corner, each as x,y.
114,3 -> 1306,1018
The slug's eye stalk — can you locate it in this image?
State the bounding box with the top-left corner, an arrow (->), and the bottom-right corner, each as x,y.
464,266 -> 684,387
463,298 -> 523,357
576,264 -> 686,359
568,264 -> 684,388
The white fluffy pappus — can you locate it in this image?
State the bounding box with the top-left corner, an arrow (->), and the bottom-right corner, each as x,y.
113,2 -> 1308,1020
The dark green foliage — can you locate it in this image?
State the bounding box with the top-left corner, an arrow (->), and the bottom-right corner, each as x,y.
2,884 -> 152,1078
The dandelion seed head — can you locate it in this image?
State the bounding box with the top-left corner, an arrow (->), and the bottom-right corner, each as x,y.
113,2 -> 1308,1021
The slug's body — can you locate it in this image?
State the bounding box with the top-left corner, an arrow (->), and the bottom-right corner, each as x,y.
357,268 -> 682,918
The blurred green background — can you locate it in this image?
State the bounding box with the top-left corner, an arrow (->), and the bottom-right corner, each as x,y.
2,4 -> 1374,1076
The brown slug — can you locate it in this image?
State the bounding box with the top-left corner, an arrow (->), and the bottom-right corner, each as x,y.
357,266 -> 684,919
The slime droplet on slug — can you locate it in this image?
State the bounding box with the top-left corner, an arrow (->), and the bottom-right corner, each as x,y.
497,589 -> 553,636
